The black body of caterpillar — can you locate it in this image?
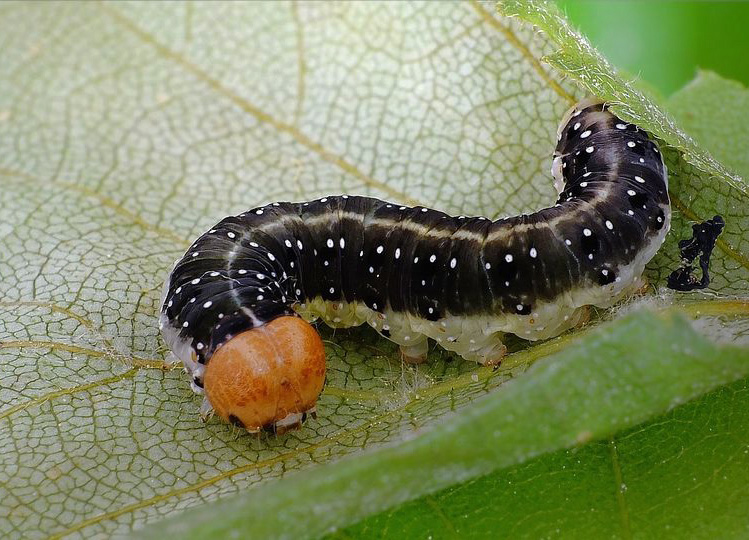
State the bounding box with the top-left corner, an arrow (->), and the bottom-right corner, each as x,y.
159,100 -> 670,429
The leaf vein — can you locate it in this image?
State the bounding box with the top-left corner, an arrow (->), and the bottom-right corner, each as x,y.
98,2 -> 423,207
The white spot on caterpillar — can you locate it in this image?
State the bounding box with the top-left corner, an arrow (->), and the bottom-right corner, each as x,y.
627,190 -> 637,196
505,254 -> 513,263
175,286 -> 182,294
268,253 -> 276,261
605,220 -> 614,230
196,342 -> 204,350
228,232 -> 236,239
395,248 -> 401,259
429,254 -> 437,263
450,257 -> 457,268
256,273 -> 265,280
580,182 -> 588,187
421,208 -> 428,212
257,294 -> 264,301
414,256 -> 419,263
191,278 -> 200,285
573,122 -> 581,130
376,245 -> 384,254
583,171 -> 592,177
369,266 -> 374,273
580,130 -> 591,139
583,228 -> 592,236
203,301 -> 212,308
191,252 -> 199,257
485,262 -> 491,270
182,321 -> 189,328
586,146 -> 595,153
628,210 -> 635,215
320,197 -> 328,203
238,269 -> 247,275
565,239 -> 572,245
210,271 -> 220,276
256,210 -> 263,215
339,238 -> 345,249
327,238 -> 334,248
529,248 -> 537,258
189,297 -> 196,303
329,287 -> 335,294
616,123 -> 627,130
627,141 -> 636,148
297,240 -> 303,250
635,176 -> 645,183
285,239 -> 292,248
639,158 -> 645,163
250,242 -> 259,248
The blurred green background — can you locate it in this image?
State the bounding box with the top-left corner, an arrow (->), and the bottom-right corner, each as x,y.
555,1 -> 749,97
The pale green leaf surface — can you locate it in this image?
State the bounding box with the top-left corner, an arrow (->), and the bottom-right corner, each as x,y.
667,70 -> 749,181
0,1 -> 747,539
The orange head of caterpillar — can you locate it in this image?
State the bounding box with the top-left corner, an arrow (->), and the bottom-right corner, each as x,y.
203,315 -> 326,433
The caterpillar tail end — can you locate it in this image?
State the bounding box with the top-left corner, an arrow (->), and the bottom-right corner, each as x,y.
203,316 -> 326,434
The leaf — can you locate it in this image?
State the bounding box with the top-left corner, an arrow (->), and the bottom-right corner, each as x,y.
667,70 -> 749,181
340,375 -> 749,539
142,310 -> 749,539
0,2 -> 747,538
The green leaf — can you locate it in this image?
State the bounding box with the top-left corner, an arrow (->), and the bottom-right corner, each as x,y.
0,2 -> 747,538
143,310 -> 749,539
667,70 -> 749,181
341,375 -> 749,539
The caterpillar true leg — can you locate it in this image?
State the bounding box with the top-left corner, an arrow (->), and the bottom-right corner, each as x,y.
159,100 -> 670,433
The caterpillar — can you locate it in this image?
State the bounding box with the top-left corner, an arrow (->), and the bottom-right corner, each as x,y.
159,99 -> 670,433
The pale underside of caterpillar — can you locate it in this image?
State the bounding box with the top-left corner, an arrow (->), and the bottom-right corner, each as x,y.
160,99 -> 671,432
